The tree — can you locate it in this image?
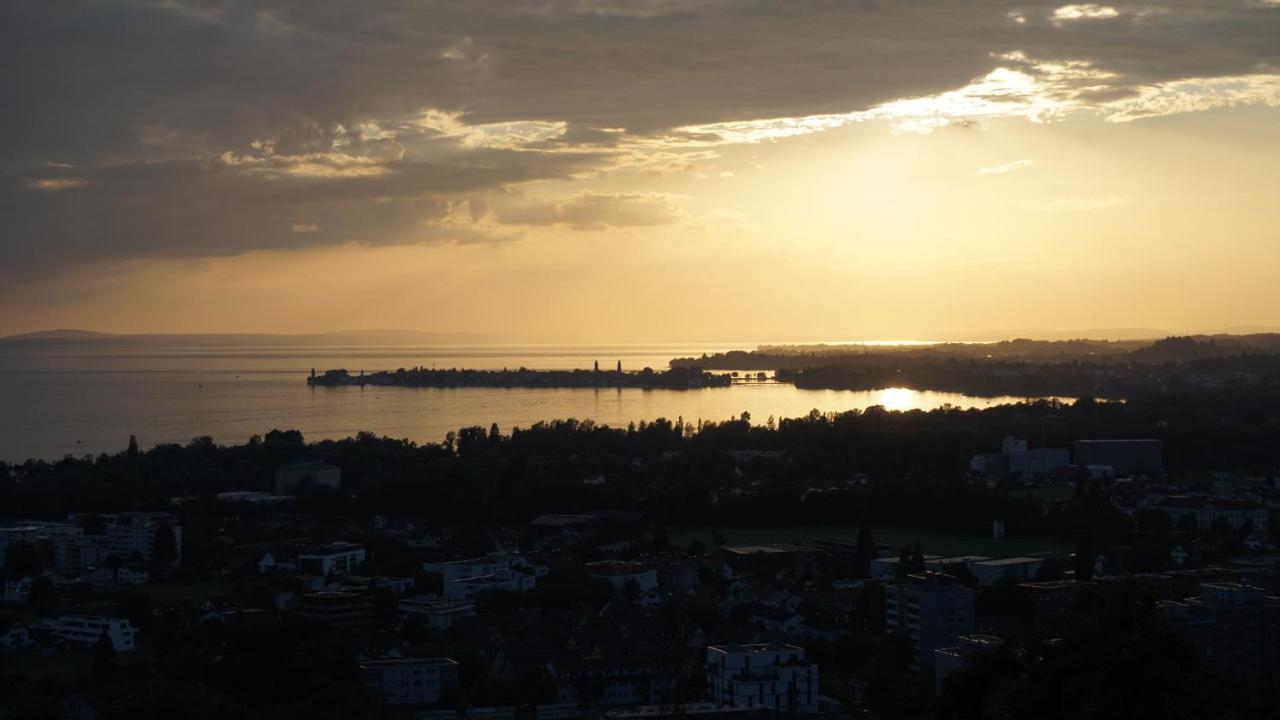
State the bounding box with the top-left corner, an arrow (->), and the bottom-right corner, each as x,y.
1,541 -> 41,578
153,524 -> 178,569
623,578 -> 641,603
652,525 -> 671,551
1176,512 -> 1199,537
1137,509 -> 1173,537
93,631 -> 117,685
27,576 -> 58,612
127,434 -> 139,458
851,525 -> 877,578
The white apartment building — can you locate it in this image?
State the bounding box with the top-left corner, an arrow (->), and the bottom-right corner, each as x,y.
49,615 -> 138,651
359,657 -> 459,706
298,543 -> 367,576
705,643 -> 819,714
93,513 -> 182,566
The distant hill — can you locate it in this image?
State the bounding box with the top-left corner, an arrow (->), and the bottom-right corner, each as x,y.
0,329 -> 526,346
2,329 -> 118,340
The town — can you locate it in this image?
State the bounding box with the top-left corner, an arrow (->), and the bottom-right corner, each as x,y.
2,394 -> 1279,719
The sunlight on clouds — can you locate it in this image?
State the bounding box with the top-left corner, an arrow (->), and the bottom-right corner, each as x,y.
416,109 -> 566,150
1104,75 -> 1280,123
27,177 -> 89,191
1052,4 -> 1120,23
662,54 -> 1280,146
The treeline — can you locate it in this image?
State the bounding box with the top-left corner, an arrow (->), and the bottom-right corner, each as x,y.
672,350 -> 1280,399
4,390 -> 1280,540
307,365 -> 732,389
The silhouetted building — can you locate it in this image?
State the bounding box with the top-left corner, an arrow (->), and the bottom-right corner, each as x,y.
1073,439 -> 1163,474
885,572 -> 975,679
275,461 -> 341,495
1161,583 -> 1280,688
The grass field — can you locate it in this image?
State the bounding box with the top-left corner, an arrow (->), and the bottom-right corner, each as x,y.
670,525 -> 1072,558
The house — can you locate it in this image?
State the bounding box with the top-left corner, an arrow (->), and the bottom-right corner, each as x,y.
588,562 -> 659,596
1154,497 -> 1269,530
745,604 -> 805,635
3,576 -> 32,604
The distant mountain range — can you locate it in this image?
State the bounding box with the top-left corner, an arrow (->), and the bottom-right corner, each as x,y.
0,329 -> 529,346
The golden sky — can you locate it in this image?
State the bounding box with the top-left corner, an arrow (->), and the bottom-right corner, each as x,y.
3,1 -> 1279,341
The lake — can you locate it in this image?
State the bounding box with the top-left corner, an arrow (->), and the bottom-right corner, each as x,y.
0,342 -> 1069,462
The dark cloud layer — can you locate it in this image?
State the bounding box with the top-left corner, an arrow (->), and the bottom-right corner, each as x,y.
2,0 -> 1278,278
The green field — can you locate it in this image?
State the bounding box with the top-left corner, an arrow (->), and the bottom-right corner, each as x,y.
670,525 -> 1072,558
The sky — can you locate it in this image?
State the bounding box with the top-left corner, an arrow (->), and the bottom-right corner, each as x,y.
2,0 -> 1279,342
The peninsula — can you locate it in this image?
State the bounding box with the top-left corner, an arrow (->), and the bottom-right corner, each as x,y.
307,364 -> 732,389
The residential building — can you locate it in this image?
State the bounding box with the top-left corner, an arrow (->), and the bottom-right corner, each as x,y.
424,554 -> 541,600
884,572 -> 975,678
398,597 -> 476,631
298,542 -> 366,577
1021,579 -> 1093,620
934,635 -> 1004,695
1073,439 -> 1163,474
1152,497 -> 1269,530
1161,583 -> 1280,687
869,555 -> 943,580
443,571 -> 536,600
87,512 -> 182,566
274,461 -> 342,495
295,591 -> 374,630
359,657 -> 459,706
705,642 -> 819,714
49,615 -> 137,651
970,437 -> 1070,477
969,557 -> 1043,586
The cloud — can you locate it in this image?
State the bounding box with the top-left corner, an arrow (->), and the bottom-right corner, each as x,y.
26,177 -> 89,192
1052,4 -> 1120,23
1032,195 -> 1132,210
3,0 -> 1279,278
978,159 -> 1035,175
493,192 -> 685,231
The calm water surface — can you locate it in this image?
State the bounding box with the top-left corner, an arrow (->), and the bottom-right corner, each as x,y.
0,342 -> 1062,461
